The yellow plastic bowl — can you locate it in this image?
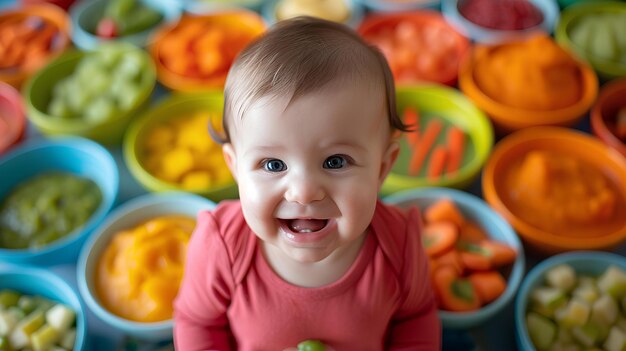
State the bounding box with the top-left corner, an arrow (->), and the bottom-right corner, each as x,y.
123,92 -> 238,202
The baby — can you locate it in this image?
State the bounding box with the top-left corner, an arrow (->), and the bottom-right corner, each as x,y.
174,16 -> 441,351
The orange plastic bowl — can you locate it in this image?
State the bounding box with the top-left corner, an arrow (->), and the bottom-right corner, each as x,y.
0,4 -> 71,88
459,39 -> 598,135
482,127 -> 626,255
591,78 -> 626,158
358,11 -> 469,86
149,11 -> 266,92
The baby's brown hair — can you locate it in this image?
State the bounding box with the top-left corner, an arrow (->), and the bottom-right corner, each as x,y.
214,16 -> 408,144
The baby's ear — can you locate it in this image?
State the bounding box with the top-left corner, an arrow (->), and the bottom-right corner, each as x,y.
378,141 -> 400,188
222,143 -> 238,182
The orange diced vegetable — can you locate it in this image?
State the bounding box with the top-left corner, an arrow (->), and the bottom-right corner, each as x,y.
459,221 -> 489,243
423,198 -> 465,228
433,266 -> 481,312
459,251 -> 492,271
468,271 -> 507,304
422,222 -> 458,258
481,240 -> 517,267
433,249 -> 464,275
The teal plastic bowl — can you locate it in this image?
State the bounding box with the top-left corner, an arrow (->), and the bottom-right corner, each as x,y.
23,45 -> 156,146
515,251 -> 626,351
0,138 -> 118,266
442,0 -> 559,44
385,187 -> 525,329
77,192 -> 215,341
0,266 -> 87,350
381,85 -> 493,196
555,1 -> 626,80
69,0 -> 181,50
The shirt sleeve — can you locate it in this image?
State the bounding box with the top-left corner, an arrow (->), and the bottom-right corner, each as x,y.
387,206 -> 441,350
174,211 -> 236,351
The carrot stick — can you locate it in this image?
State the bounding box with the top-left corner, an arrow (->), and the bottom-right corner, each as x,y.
424,198 -> 465,228
427,146 -> 448,180
408,118 -> 443,176
446,126 -> 466,175
468,271 -> 507,305
403,106 -> 420,146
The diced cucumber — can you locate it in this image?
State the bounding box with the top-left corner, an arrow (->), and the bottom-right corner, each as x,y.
617,316 -> 626,333
30,324 -> 60,351
532,287 -> 568,318
546,264 -> 577,291
528,312 -> 557,350
0,336 -> 9,351
548,340 -> 581,351
0,290 -> 20,309
590,294 -> 619,326
45,304 -> 75,332
573,285 -> 600,304
604,326 -> 626,351
571,321 -> 609,347
555,299 -> 590,328
0,311 -> 17,336
557,328 -> 574,343
9,310 -> 45,349
597,266 -> 626,300
578,276 -> 597,288
17,296 -> 37,315
59,327 -> 75,350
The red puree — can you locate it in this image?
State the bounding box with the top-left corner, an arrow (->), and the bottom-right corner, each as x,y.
459,0 -> 543,31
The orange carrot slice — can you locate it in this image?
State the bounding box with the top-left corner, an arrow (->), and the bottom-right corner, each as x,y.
427,145 -> 448,180
468,271 -> 507,305
423,198 -> 465,228
433,266 -> 481,312
403,106 -> 420,146
446,126 -> 466,175
459,251 -> 492,271
458,240 -> 517,269
433,249 -> 464,275
408,118 -> 443,176
422,222 -> 458,258
459,221 -> 488,243
481,240 -> 517,267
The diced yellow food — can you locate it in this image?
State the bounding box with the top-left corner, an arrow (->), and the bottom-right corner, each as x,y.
145,125 -> 175,151
161,148 -> 194,181
182,171 -> 213,190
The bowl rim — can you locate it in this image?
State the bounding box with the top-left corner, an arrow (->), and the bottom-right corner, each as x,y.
357,10 -> 471,86
0,137 -> 119,258
0,265 -> 87,350
458,38 -> 598,129
123,91 -> 237,197
23,45 -> 157,133
555,1 -> 626,78
382,84 -> 494,191
514,251 -> 626,351
441,0 -> 559,44
262,0 -> 364,29
69,0 -> 183,50
148,10 -> 267,92
384,187 -> 526,328
77,192 -> 215,334
590,78 -> 626,157
354,0 -> 440,12
0,81 -> 26,153
482,126 -> 626,251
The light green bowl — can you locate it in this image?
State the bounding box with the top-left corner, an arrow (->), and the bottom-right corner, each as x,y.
123,92 -> 238,202
555,1 -> 626,80
381,85 -> 493,196
24,44 -> 156,145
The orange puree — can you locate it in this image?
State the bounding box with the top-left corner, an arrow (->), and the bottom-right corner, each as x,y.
96,215 -> 195,322
474,35 -> 582,110
506,151 -> 620,235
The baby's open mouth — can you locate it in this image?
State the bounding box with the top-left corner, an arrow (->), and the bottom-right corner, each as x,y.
280,219 -> 328,233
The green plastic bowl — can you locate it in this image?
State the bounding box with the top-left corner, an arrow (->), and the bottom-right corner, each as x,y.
123,92 -> 238,202
555,1 -> 626,80
23,44 -> 156,145
381,85 -> 494,196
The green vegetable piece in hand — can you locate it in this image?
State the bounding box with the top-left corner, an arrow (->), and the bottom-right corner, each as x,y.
298,340 -> 326,351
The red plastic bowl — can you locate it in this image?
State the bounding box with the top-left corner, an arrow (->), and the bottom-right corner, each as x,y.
0,81 -> 26,155
21,0 -> 77,11
591,78 -> 626,158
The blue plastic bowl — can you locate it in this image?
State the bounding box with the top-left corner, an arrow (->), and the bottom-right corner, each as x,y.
384,187 -> 525,329
0,137 -> 118,266
69,0 -> 181,50
441,0 -> 559,44
0,265 -> 87,350
515,251 -> 626,351
77,192 -> 215,341
262,0 -> 364,28
354,0 -> 440,12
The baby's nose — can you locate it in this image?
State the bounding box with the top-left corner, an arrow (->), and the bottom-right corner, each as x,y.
284,175 -> 325,204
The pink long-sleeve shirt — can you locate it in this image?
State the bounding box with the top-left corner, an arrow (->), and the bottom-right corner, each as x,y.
174,200 -> 440,351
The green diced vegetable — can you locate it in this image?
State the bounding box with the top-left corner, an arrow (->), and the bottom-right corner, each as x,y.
45,304 -> 75,332
531,287 -> 567,318
0,290 -> 21,309
30,324 -> 60,351
573,284 -> 599,304
59,327 -> 75,350
604,326 -> 626,351
571,321 -> 608,347
0,311 -> 17,336
598,266 -> 626,300
590,294 -> 618,326
546,264 -> 577,291
555,299 -> 590,328
9,310 -> 44,349
528,312 -> 556,350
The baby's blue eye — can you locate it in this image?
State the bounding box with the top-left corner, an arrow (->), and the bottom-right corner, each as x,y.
263,159 -> 286,172
324,155 -> 346,169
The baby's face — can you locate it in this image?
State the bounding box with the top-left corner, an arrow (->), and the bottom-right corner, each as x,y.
222,82 -> 397,264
